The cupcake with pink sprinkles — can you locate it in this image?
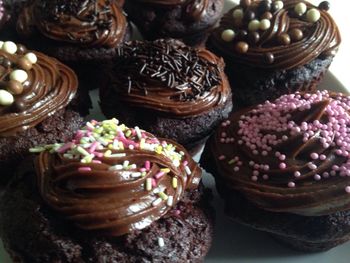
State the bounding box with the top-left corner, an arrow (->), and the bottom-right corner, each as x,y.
201,90 -> 350,252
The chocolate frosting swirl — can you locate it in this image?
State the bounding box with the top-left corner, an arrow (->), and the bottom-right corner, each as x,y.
106,39 -> 231,118
211,0 -> 341,70
0,45 -> 77,136
208,91 -> 350,216
17,0 -> 127,48
35,119 -> 201,236
131,0 -> 209,21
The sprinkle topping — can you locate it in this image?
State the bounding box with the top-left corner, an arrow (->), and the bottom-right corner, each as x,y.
32,118 -> 201,236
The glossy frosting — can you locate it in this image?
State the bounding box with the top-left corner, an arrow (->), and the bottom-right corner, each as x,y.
208,91 -> 350,216
34,119 -> 201,236
0,44 -> 77,136
132,0 -> 209,21
108,39 -> 231,117
17,0 -> 127,48
211,0 -> 341,70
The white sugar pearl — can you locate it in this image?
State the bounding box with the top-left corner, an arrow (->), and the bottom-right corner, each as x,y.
221,29 -> 235,42
24,52 -> 38,64
306,8 -> 321,23
233,8 -> 244,20
274,1 -> 284,11
0,90 -> 14,106
248,19 -> 260,31
10,69 -> 28,83
2,41 -> 17,54
294,2 -> 307,16
0,41 -> 4,49
260,19 -> 271,30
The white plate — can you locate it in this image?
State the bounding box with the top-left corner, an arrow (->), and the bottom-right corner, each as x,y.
1,1 -> 349,262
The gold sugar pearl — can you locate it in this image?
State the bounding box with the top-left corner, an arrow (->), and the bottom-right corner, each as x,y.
235,41 -> 249,53
7,80 -> 24,95
289,28 -> 304,41
221,29 -> 236,42
233,8 -> 244,20
17,58 -> 33,71
261,11 -> 273,20
277,33 -> 291,45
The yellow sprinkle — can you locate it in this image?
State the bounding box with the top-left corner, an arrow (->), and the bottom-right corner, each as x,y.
172,177 -> 178,189
119,124 -> 126,131
108,144 -> 114,150
118,141 -> 124,150
160,168 -> 170,173
140,138 -> 145,149
81,154 -> 93,163
158,192 -> 168,201
155,146 -> 163,154
125,130 -> 132,137
141,172 -> 147,177
104,150 -> 112,157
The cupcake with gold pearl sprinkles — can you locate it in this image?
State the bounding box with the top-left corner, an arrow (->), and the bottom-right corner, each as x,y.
0,118 -> 214,262
209,0 -> 340,107
201,90 -> 350,252
0,40 -> 83,184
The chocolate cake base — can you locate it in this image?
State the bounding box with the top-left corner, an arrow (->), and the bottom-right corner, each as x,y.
124,0 -> 224,47
0,109 -> 83,185
200,149 -> 350,252
0,161 -> 214,263
99,92 -> 233,155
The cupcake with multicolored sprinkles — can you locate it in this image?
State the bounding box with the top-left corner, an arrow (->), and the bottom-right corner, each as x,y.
201,90 -> 350,252
0,118 -> 214,262
209,0 -> 340,107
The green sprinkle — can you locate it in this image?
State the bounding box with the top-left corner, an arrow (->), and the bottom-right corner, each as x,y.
146,178 -> 152,191
76,146 -> 90,156
29,146 -> 46,153
228,159 -> 236,165
158,192 -> 168,200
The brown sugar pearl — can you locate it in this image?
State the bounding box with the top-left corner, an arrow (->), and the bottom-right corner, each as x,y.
244,10 -> 255,22
13,100 -> 26,112
277,33 -> 291,45
240,0 -> 251,9
1,58 -> 12,68
237,30 -> 248,40
17,58 -> 33,71
235,41 -> 249,53
248,32 -> 260,44
289,28 -> 303,41
7,80 -> 23,95
319,1 -> 330,11
261,11 -> 273,20
16,44 -> 27,55
258,1 -> 271,14
265,52 -> 274,64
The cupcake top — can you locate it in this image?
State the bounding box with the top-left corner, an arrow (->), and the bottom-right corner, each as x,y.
129,0 -> 209,21
108,39 -> 231,117
208,90 -> 350,216
211,0 -> 340,69
0,41 -> 77,136
17,0 -> 127,48
0,0 -> 9,29
31,118 -> 201,236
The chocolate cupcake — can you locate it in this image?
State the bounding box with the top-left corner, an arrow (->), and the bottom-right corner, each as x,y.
201,90 -> 350,252
16,0 -> 130,89
100,39 -> 233,154
0,41 -> 83,184
0,119 -> 214,262
209,0 -> 340,107
124,0 -> 224,46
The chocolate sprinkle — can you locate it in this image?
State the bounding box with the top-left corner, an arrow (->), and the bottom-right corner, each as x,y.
114,40 -> 222,101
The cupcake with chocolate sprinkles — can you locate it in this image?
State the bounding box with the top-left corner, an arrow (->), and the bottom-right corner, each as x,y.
0,41 -> 84,184
100,39 -> 233,155
124,0 -> 224,46
0,119 -> 214,262
15,0 -> 130,89
201,90 -> 350,252
209,0 -> 340,107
